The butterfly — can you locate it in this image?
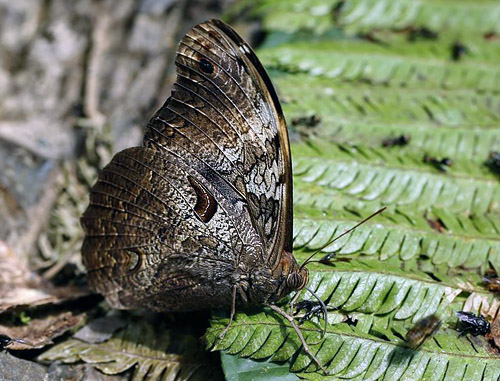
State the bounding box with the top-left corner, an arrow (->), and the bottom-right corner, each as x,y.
80,18 -> 329,369
81,18 -> 309,311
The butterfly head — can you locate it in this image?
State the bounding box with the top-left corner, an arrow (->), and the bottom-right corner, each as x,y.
274,250 -> 309,299
246,249 -> 308,305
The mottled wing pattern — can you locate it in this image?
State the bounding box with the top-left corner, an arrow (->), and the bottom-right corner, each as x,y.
82,147 -> 260,311
81,19 -> 292,311
144,19 -> 292,266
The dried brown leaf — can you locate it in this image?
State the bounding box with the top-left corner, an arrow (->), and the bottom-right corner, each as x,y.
0,310 -> 86,350
490,315 -> 500,349
0,240 -> 88,313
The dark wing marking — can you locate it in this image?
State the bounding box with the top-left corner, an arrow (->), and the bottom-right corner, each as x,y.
188,175 -> 218,223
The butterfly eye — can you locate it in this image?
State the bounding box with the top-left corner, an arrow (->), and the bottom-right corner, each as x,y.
199,58 -> 214,74
286,272 -> 303,290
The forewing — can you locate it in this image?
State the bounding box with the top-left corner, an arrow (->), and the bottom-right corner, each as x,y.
81,147 -> 257,311
144,19 -> 292,267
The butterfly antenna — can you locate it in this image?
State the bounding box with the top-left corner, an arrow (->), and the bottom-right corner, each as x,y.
299,207 -> 386,270
304,286 -> 328,341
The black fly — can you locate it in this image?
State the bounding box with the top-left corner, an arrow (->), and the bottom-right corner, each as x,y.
0,334 -> 28,350
0,334 -> 12,350
486,151 -> 500,175
456,311 -> 490,337
382,134 -> 410,147
294,300 -> 325,324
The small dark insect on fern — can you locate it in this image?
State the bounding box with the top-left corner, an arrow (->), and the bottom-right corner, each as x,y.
456,311 -> 491,337
294,300 -> 324,324
484,276 -> 500,293
486,151 -> 500,175
0,334 -> 28,350
423,154 -> 452,172
382,134 -> 410,147
450,40 -> 468,61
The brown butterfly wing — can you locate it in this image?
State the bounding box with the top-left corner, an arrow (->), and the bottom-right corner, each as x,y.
81,19 -> 292,311
144,19 -> 293,265
82,146 -> 261,311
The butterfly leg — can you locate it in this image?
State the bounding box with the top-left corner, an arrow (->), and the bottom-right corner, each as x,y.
267,303 -> 329,375
219,284 -> 238,340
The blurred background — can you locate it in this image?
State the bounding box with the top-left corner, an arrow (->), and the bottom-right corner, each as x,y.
1,0 -> 500,379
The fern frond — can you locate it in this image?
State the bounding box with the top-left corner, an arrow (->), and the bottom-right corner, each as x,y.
254,0 -> 336,35
39,321 -> 220,381
288,119 -> 500,163
276,73 -> 500,127
254,0 -> 500,37
290,146 -> 500,270
339,0 -> 500,35
299,261 -> 468,320
292,142 -> 500,213
207,308 -> 500,379
261,42 -> 500,93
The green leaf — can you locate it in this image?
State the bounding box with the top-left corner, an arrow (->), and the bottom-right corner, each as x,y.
254,0 -> 500,39
278,74 -> 500,127
221,352 -> 298,381
260,41 -> 500,93
207,309 -> 500,380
